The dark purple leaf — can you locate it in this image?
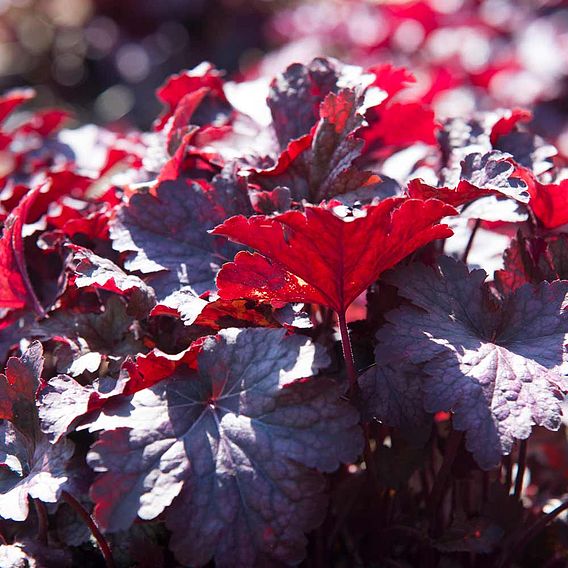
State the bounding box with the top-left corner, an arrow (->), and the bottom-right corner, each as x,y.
253,88 -> 377,203
0,423 -> 74,520
267,57 -> 342,148
435,515 -> 504,554
33,296 -> 142,377
0,341 -> 42,433
87,328 -> 363,567
109,177 -> 247,302
376,257 -> 568,469
358,362 -> 431,434
38,374 -> 122,443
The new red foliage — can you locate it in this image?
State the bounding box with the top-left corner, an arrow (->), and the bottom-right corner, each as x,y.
213,198 -> 455,314
529,179 -> 568,229
0,187 -> 43,314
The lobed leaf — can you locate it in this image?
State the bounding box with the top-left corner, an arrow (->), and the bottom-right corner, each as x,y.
376,257 -> 568,469
87,328 -> 363,567
213,199 -> 455,314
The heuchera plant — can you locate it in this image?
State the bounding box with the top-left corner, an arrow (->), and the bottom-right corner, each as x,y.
1,55 -> 568,568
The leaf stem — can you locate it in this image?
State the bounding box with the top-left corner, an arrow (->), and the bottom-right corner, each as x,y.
462,219 -> 481,263
427,430 -> 463,535
513,440 -> 528,501
503,454 -> 513,494
62,491 -> 115,568
337,311 -> 357,387
33,499 -> 49,545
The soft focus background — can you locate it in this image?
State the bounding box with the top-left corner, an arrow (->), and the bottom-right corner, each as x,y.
0,0 -> 277,127
1,0 -> 568,143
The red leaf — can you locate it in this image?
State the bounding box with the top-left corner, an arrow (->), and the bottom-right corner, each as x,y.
154,63 -> 227,131
212,199 -> 455,314
19,109 -> 72,137
529,179 -> 568,229
408,179 -> 494,208
122,340 -> 205,395
0,188 -> 43,314
365,102 -> 438,148
0,88 -> 34,124
250,132 -> 312,178
366,64 -> 416,98
29,170 -> 93,221
490,108 -> 532,146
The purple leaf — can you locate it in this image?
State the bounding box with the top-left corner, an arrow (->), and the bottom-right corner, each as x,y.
267,57 -> 343,148
459,151 -> 529,202
87,328 -> 363,567
71,245 -> 156,317
358,362 -> 431,434
434,515 -> 504,554
253,88 -> 376,203
38,374 -> 112,443
109,178 -> 246,302
0,340 -> 43,433
33,296 -> 142,377
0,343 -> 74,521
376,257 -> 568,470
0,424 -> 74,520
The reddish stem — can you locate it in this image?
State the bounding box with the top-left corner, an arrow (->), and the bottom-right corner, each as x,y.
462,219 -> 481,263
427,430 -> 464,535
62,491 -> 115,568
337,311 -> 357,387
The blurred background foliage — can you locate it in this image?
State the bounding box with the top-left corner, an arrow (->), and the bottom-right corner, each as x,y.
0,0 -> 279,127
1,0 -> 568,143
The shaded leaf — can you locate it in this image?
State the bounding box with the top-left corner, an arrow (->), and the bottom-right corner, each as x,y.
33,296 -> 142,377
435,515 -> 504,554
358,362 -> 431,434
0,341 -> 42,433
